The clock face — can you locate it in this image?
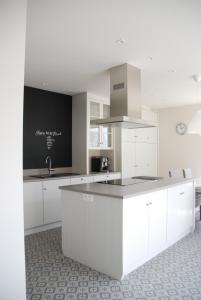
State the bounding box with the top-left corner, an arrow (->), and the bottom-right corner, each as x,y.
176,122 -> 187,135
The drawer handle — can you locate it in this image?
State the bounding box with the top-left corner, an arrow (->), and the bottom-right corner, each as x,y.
180,192 -> 184,195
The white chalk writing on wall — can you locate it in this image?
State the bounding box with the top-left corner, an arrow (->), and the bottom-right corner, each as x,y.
35,130 -> 62,150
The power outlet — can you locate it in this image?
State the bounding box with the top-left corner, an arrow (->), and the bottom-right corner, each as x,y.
82,193 -> 94,202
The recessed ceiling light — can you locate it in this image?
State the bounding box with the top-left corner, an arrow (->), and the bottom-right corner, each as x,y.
115,38 -> 126,45
168,69 -> 175,73
192,74 -> 201,83
146,56 -> 153,60
42,82 -> 48,86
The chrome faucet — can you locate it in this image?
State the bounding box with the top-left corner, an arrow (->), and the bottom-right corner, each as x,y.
45,156 -> 55,175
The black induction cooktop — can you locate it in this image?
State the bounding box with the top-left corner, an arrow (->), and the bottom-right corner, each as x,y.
98,176 -> 163,186
98,178 -> 147,186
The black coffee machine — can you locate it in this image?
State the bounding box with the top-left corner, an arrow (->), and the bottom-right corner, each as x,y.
91,156 -> 110,172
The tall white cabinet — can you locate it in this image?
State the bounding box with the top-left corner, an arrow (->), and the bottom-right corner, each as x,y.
115,108 -> 159,178
72,93 -> 113,174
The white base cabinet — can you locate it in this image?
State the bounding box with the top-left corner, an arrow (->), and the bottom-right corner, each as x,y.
61,182 -> 194,280
23,172 -> 121,233
123,189 -> 167,275
167,182 -> 194,244
23,178 -> 71,232
123,194 -> 149,275
43,179 -> 70,224
23,181 -> 43,229
148,190 -> 167,256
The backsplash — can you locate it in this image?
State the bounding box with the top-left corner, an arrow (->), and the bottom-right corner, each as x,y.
23,86 -> 72,170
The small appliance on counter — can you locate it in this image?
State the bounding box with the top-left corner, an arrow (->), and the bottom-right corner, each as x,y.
91,156 -> 110,172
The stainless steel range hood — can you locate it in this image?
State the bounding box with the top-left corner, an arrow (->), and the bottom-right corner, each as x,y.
91,63 -> 157,128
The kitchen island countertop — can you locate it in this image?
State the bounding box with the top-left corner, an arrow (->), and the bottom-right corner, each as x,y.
59,177 -> 193,198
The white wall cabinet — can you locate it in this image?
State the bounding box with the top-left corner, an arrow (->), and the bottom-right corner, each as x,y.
23,181 -> 43,229
89,100 -> 112,149
167,182 -> 194,243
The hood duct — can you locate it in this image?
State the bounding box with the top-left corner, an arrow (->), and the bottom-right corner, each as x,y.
91,63 -> 158,129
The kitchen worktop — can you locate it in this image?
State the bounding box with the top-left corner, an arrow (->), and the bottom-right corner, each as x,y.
23,171 -> 120,182
59,177 -> 194,199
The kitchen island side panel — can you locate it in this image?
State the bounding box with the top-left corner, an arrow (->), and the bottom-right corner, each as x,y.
61,190 -> 123,279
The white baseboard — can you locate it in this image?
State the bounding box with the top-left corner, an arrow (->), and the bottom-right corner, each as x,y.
24,221 -> 61,235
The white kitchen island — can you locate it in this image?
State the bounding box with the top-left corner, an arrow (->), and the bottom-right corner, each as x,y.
60,178 -> 194,280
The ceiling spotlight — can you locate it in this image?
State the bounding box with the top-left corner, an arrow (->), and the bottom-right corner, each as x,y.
192,74 -> 201,83
115,38 -> 126,45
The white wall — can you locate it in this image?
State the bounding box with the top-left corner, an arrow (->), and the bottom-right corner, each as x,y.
158,104 -> 201,178
0,1 -> 27,299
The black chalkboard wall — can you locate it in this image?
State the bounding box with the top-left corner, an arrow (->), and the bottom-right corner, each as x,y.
23,86 -> 72,169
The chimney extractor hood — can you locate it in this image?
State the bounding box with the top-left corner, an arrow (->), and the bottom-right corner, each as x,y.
91,63 -> 158,129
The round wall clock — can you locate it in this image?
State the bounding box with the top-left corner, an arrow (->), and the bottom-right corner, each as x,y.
176,122 -> 187,135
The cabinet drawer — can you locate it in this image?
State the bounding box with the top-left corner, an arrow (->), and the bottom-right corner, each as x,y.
169,182 -> 193,199
71,176 -> 93,185
107,173 -> 121,180
167,182 -> 193,243
93,173 -> 121,182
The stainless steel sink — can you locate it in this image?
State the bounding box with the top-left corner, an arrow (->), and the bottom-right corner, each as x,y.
132,176 -> 163,181
30,173 -> 80,179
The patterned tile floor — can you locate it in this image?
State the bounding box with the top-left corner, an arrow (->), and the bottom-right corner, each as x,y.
26,222 -> 201,300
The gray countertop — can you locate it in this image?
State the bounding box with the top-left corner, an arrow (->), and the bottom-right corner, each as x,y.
59,177 -> 193,199
23,171 -> 120,182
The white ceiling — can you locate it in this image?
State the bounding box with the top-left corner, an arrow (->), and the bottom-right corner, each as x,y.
25,0 -> 201,108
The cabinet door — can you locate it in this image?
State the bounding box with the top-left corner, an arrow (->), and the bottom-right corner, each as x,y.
148,190 -> 167,256
135,143 -> 157,176
23,182 -> 43,229
167,182 -> 194,243
135,143 -> 149,176
123,194 -> 149,275
103,104 -> 110,118
90,126 -> 100,148
101,126 -> 112,148
90,101 -> 101,119
146,143 -> 158,175
135,128 -> 158,143
121,140 -> 135,178
43,179 -> 70,224
70,176 -> 93,185
142,109 -> 158,122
